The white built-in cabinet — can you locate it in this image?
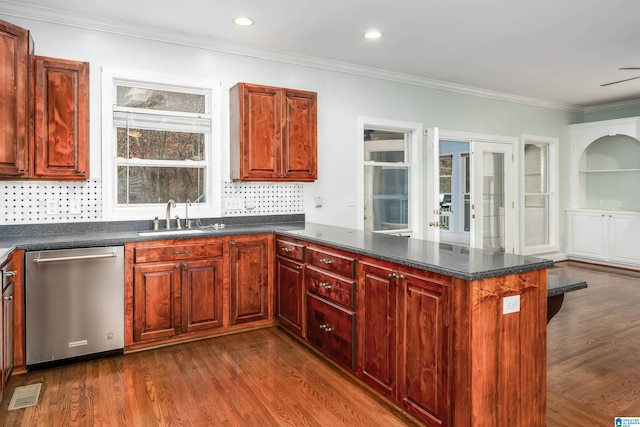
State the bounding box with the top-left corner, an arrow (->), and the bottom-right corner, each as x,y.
567,117 -> 640,268
566,210 -> 640,267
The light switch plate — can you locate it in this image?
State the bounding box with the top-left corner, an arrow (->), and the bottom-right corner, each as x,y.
503,295 -> 521,314
70,199 -> 82,214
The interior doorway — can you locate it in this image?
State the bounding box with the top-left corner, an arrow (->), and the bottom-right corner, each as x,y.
427,130 -> 516,253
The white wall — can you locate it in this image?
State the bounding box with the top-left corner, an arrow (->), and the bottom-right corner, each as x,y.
2,15 -> 585,253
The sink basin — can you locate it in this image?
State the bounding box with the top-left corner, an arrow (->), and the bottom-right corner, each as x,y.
138,229 -> 205,237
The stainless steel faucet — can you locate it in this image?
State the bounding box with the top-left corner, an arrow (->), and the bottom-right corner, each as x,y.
185,199 -> 192,229
166,199 -> 176,229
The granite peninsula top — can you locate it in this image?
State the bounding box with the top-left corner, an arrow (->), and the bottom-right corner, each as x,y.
0,220 -> 553,281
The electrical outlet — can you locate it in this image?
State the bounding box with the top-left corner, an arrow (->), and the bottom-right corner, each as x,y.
245,198 -> 256,210
346,195 -> 356,207
314,196 -> 323,208
45,199 -> 59,215
503,295 -> 521,314
224,197 -> 243,210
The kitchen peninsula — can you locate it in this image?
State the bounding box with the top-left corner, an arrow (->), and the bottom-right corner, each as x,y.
0,219 -> 554,426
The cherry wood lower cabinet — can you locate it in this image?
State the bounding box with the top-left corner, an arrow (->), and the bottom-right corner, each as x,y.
229,235 -> 273,325
132,262 -> 182,342
181,258 -> 224,333
275,237 -> 305,336
125,239 -> 226,348
357,260 -> 398,399
398,270 -> 451,426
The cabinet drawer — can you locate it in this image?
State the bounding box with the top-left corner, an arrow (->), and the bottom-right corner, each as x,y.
306,246 -> 356,278
276,238 -> 304,262
305,266 -> 355,309
134,241 -> 223,263
306,293 -> 355,371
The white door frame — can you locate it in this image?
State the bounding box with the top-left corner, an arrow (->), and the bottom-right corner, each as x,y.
433,130 -> 519,252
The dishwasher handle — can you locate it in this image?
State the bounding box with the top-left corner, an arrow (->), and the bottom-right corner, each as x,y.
32,252 -> 118,264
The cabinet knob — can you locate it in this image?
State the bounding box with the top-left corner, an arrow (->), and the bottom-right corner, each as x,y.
318,282 -> 332,290
319,324 -> 333,333
296,265 -> 303,270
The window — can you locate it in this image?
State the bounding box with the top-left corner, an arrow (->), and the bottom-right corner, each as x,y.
521,135 -> 558,254
439,155 -> 453,231
102,68 -> 221,220
358,118 -> 423,238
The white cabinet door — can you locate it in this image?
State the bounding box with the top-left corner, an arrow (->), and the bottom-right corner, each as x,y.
566,210 -> 606,259
609,213 -> 640,266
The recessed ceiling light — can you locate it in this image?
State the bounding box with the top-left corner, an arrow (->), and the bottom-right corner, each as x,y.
364,30 -> 383,40
233,17 -> 255,27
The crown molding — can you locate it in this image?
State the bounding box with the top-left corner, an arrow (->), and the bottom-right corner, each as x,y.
582,98 -> 640,114
0,1 -> 627,114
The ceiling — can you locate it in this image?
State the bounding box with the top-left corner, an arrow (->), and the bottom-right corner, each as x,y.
4,0 -> 640,110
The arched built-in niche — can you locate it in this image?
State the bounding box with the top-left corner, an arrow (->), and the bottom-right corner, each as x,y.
578,134 -> 640,211
570,116 -> 640,211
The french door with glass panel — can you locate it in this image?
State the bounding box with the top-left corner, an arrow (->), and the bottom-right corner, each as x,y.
470,141 -> 514,252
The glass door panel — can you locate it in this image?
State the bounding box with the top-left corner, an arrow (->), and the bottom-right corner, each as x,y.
471,142 -> 513,252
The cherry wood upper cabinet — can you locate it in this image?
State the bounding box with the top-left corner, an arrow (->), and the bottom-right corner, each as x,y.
33,56 -> 89,180
230,82 -> 317,182
0,20 -> 31,177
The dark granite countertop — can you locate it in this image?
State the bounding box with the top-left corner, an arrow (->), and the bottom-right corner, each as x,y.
0,218 -> 553,281
547,275 -> 588,297
276,223 -> 553,281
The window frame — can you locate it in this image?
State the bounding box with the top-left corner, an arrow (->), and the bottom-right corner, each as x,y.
520,134 -> 559,255
357,117 -> 424,238
101,67 -> 222,220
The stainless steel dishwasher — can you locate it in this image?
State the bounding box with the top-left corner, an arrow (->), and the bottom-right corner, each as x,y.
25,246 -> 125,369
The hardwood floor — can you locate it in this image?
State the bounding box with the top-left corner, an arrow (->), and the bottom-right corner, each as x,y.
547,261 -> 640,426
0,328 -> 421,426
1,260 -> 637,426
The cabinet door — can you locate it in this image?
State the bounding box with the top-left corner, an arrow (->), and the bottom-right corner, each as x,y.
276,256 -> 304,336
0,20 -> 30,177
282,89 -> 317,181
231,83 -> 281,180
33,56 -> 89,179
398,273 -> 450,427
229,236 -> 271,324
181,258 -> 224,333
609,213 -> 640,266
566,211 -> 606,259
133,262 -> 181,342
358,261 -> 398,398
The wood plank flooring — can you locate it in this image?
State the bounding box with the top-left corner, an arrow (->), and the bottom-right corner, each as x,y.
0,328 -> 420,426
547,261 -> 640,426
0,260 -> 637,426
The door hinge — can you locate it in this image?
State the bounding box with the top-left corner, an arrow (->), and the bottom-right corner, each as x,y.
512,201 -> 515,208
512,154 -> 515,161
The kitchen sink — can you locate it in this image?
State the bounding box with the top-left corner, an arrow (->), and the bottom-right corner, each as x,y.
138,229 -> 205,237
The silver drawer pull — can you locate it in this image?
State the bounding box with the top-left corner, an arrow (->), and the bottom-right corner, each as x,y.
319,258 -> 333,264
3,271 -> 17,277
4,296 -> 13,301
319,324 -> 334,332
318,282 -> 333,290
173,250 -> 191,255
281,247 -> 293,252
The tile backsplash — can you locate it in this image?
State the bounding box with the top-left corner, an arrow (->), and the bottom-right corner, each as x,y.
0,179 -> 304,224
